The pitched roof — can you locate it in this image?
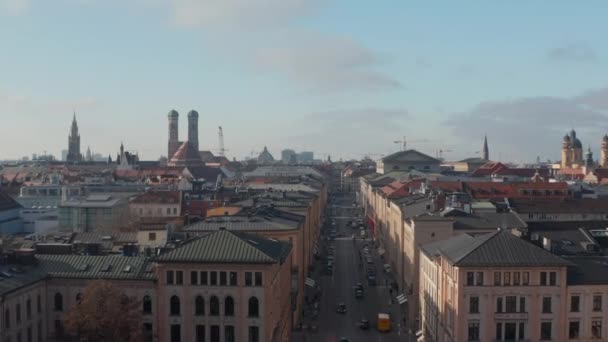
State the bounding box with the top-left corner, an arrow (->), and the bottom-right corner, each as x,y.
423,230 -> 572,267
36,254 -> 155,280
131,190 -> 181,204
168,141 -> 204,167
381,149 -> 440,164
0,191 -> 22,211
155,229 -> 291,264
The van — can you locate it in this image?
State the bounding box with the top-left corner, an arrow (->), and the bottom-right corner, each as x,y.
377,313 -> 391,332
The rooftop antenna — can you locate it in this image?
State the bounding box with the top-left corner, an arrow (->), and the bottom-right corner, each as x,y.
218,126 -> 226,157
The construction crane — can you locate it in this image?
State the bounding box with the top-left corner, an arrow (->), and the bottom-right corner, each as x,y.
393,136 -> 436,151
217,126 -> 229,157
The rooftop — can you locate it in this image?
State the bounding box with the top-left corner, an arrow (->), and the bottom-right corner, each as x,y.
566,256 -> 608,285
422,230 -> 572,267
0,191 -> 22,211
380,149 -> 441,164
155,229 -> 291,264
131,190 -> 181,204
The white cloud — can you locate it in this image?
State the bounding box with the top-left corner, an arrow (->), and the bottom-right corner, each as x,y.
255,33 -> 401,92
167,0 -> 324,29
0,0 -> 29,15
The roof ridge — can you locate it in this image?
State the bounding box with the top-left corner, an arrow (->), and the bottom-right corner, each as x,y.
455,230 -> 501,261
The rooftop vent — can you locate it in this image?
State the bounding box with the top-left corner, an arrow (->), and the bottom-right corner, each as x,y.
78,264 -> 90,272
123,265 -> 132,273
101,236 -> 112,241
100,264 -> 112,272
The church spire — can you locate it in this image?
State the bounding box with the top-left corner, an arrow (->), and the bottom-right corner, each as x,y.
482,134 -> 489,160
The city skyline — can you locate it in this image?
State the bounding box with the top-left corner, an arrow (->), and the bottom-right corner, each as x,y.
1,1 -> 608,162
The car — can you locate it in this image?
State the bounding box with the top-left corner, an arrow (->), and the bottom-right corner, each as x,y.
367,258 -> 374,264
336,303 -> 347,314
355,289 -> 364,299
356,282 -> 363,290
367,275 -> 376,285
358,319 -> 370,330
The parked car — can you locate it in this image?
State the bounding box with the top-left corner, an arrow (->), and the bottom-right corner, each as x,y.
355,288 -> 364,299
336,303 -> 347,314
358,319 -> 370,330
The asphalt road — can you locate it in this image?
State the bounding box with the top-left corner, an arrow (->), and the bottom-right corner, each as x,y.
293,192 -> 413,342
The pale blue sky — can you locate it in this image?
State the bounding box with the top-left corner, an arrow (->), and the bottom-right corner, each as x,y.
1,0 -> 607,163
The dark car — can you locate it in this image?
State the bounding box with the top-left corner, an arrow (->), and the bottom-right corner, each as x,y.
367,275 -> 376,286
336,303 -> 347,314
358,319 -> 370,330
355,288 -> 364,299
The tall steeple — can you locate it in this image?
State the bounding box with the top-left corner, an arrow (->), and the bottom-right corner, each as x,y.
482,134 -> 489,160
67,112 -> 82,162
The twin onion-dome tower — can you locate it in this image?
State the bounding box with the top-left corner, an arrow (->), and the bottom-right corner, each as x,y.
167,109 -> 203,167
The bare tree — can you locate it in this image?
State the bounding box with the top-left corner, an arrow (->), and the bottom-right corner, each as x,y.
64,280 -> 143,342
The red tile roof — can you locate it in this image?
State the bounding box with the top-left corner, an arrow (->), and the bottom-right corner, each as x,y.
429,181 -> 571,199
131,191 -> 181,204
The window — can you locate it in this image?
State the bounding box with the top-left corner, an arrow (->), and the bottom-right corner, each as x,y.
505,296 -> 517,313
592,320 -> 602,339
495,322 -> 502,341
593,295 -> 602,312
196,325 -> 206,342
5,309 -> 10,329
195,296 -> 205,316
76,293 -> 82,304
225,326 -> 235,342
201,271 -> 208,285
523,272 -> 530,285
17,331 -> 22,342
38,320 -> 43,342
469,297 -> 479,313
211,325 -> 220,342
248,326 -> 259,342
143,323 -> 153,342
505,323 -> 516,340
166,208 -> 171,215
494,272 -> 501,285
27,327 -> 32,342
466,272 -> 474,286
54,293 -> 63,311
468,322 -> 479,341
248,297 -> 259,317
26,298 -> 31,319
245,272 -> 253,286
16,304 -> 21,323
173,208 -> 177,215
176,271 -> 183,285
171,324 -> 181,342
513,272 -> 520,286
210,272 -> 218,286
496,297 -> 503,313
504,272 -> 510,286
36,295 -> 41,314
225,296 -> 235,316
519,322 -> 525,340
148,232 -> 156,241
143,295 -> 152,314
540,322 -> 552,340
519,297 -> 526,313
254,272 -> 262,286
170,295 -> 180,316
191,271 -> 199,285
476,272 -> 483,286
571,295 -> 580,312
549,272 -> 556,286
220,272 -> 227,286
540,272 -> 547,286
167,270 -> 175,285
542,297 -> 552,313
210,296 -> 220,316
229,272 -> 237,286
569,321 -> 580,339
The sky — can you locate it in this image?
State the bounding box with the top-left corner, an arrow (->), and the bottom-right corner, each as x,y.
1,0 -> 608,163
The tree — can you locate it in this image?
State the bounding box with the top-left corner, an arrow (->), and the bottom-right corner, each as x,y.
64,280 -> 143,342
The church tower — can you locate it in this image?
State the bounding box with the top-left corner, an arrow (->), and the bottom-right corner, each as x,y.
188,110 -> 199,152
67,113 -> 82,162
482,134 -> 489,161
601,134 -> 608,167
561,134 -> 571,168
168,110 -> 179,158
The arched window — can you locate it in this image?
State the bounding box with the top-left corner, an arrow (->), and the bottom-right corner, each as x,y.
170,295 -> 180,316
54,293 -> 63,311
143,295 -> 152,314
209,296 -> 219,316
76,293 -> 82,304
5,309 -> 10,328
248,297 -> 259,317
225,296 -> 234,316
195,296 -> 205,316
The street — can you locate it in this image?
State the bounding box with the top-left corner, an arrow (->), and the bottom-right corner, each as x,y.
293,192 -> 414,342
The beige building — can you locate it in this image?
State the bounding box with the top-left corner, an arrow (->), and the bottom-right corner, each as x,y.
376,150 -> 441,174
58,194 -> 129,232
130,190 -> 182,220
0,230 -> 293,342
419,230 -> 572,342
